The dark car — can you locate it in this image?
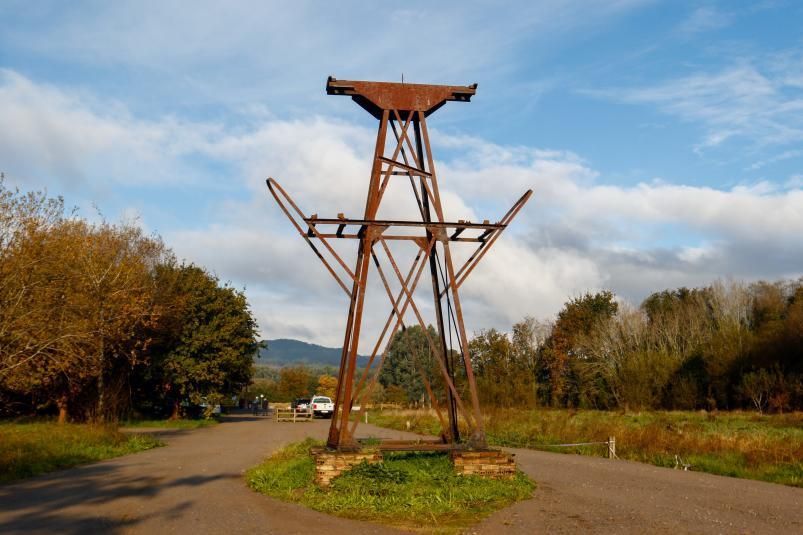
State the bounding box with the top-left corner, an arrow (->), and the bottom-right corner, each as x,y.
292,398 -> 311,412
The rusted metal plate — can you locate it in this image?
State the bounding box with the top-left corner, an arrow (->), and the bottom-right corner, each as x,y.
327,76 -> 477,118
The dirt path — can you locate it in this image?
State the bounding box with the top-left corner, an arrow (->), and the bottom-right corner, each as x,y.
1,414 -> 801,534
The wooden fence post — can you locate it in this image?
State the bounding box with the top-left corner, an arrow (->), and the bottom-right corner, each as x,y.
608,436 -> 616,459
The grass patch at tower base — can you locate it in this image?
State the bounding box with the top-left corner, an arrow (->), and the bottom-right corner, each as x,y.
246,438 -> 535,534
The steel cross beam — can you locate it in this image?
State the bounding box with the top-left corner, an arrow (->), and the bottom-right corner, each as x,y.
266,77 -> 532,451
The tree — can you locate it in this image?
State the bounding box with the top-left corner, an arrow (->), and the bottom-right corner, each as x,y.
368,382 -> 386,404
316,374 -> 337,398
470,328 -> 536,407
68,221 -> 166,422
511,317 -> 550,405
378,325 -> 439,405
739,369 -> 773,413
576,302 -> 682,409
0,182 -> 77,420
1,180 -> 166,422
1,181 -> 263,422
246,379 -> 280,403
383,384 -> 408,405
541,291 -> 618,406
134,264 -> 257,418
278,366 -> 313,401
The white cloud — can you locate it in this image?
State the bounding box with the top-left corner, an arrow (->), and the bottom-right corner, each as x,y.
585,60 -> 803,154
172,119 -> 802,344
677,6 -> 733,35
748,149 -> 803,170
0,69 -> 219,190
2,70 -> 802,346
2,0 -> 654,111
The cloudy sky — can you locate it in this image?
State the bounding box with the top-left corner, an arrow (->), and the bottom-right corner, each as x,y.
2,1 -> 802,348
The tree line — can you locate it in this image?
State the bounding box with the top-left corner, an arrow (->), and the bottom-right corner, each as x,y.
249,364 -> 411,405
380,280 -> 803,413
0,180 -> 258,422
248,365 -> 338,402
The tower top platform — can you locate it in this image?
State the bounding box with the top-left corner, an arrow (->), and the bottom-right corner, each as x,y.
326,76 -> 477,119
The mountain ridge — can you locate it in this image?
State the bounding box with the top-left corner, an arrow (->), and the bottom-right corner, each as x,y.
256,338 -> 367,367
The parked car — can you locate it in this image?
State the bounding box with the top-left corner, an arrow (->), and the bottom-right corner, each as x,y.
310,396 -> 334,418
292,398 -> 311,413
183,398 -> 221,419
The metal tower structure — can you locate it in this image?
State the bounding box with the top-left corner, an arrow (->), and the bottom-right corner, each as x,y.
267,77 -> 532,451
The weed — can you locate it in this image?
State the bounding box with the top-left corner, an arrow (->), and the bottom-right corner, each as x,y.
345,459 -> 409,484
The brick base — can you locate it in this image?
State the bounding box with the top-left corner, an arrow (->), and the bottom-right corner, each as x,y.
450,450 -> 516,479
311,448 -> 383,487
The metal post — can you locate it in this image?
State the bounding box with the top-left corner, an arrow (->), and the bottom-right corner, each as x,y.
414,116 -> 460,445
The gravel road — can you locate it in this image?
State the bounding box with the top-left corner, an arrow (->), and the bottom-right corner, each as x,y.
1,414 -> 800,534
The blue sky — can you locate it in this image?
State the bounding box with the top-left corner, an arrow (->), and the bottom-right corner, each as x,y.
1,1 -> 802,346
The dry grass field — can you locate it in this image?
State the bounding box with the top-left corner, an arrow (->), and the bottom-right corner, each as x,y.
369,408 -> 803,487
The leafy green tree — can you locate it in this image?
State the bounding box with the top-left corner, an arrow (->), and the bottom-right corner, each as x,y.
134,264 -> 257,418
470,328 -> 537,408
379,325 -> 439,405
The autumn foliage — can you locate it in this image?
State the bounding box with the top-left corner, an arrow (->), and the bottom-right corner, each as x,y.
0,180 -> 258,422
467,283 -> 803,412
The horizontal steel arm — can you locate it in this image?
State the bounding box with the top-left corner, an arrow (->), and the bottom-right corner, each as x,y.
303,217 -> 506,244
304,217 -> 503,230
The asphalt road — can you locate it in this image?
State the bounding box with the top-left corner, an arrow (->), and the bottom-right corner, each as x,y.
1,414 -> 801,534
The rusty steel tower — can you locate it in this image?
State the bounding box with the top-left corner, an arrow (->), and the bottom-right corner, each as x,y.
267,77 -> 531,451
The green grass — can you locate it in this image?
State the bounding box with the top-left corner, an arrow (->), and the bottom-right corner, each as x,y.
0,421 -> 162,483
246,438 -> 535,533
369,409 -> 803,487
120,417 -> 219,429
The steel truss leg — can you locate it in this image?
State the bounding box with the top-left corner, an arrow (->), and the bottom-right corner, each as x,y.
323,108 -> 495,450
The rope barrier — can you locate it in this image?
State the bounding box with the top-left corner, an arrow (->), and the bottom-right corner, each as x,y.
541,441 -> 609,447
537,436 -> 618,459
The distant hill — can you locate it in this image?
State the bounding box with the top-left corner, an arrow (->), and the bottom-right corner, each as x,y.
256,338 -> 367,367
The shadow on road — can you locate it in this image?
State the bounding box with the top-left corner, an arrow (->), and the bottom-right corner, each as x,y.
0,461 -> 236,534
219,415 -> 271,423
119,428 -> 191,439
